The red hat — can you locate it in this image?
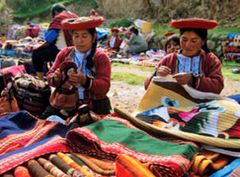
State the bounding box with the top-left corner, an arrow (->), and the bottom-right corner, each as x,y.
170,18 -> 218,29
165,31 -> 175,37
111,27 -> 119,33
61,16 -> 105,30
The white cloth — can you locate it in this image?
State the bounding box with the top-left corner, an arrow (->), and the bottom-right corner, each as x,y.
72,49 -> 91,99
177,54 -> 201,74
109,36 -> 116,48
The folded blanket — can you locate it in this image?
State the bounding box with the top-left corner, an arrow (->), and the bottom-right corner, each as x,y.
67,117 -> 199,177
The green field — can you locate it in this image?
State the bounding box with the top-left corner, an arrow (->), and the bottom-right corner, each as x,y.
112,62 -> 240,86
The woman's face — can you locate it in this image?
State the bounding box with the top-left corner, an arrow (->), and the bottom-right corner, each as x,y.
166,40 -> 180,54
72,30 -> 94,53
180,31 -> 203,57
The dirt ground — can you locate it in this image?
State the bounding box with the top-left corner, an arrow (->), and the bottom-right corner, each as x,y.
109,66 -> 240,113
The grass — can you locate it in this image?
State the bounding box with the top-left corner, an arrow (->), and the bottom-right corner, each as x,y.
111,72 -> 145,86
222,61 -> 240,81
112,62 -> 240,86
112,63 -> 155,72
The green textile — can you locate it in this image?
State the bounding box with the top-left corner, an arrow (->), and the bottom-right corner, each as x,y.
85,119 -> 199,159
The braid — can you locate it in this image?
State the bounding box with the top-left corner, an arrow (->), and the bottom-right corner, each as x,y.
86,28 -> 97,70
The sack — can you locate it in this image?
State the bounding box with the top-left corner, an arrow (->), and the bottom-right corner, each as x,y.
50,87 -> 78,111
0,96 -> 19,114
13,73 -> 51,115
92,97 -> 111,114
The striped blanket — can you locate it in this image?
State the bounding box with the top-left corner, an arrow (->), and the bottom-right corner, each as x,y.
0,111 -> 199,176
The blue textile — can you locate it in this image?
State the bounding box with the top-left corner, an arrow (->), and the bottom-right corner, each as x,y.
96,27 -> 109,41
44,29 -> 58,43
210,158 -> 240,177
228,94 -> 240,104
0,111 -> 78,147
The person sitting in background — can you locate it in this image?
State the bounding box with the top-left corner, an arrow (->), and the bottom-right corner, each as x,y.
144,35 -> 180,89
32,3 -> 78,80
164,35 -> 180,54
25,23 -> 40,38
144,18 -> 224,94
126,27 -> 148,54
0,33 -> 7,43
107,27 -> 122,51
41,16 -> 111,119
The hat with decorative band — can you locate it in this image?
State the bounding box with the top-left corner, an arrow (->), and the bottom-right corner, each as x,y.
170,18 -> 218,29
62,16 -> 105,30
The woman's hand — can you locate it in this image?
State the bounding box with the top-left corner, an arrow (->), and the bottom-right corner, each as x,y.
173,73 -> 192,85
67,70 -> 86,87
156,66 -> 172,77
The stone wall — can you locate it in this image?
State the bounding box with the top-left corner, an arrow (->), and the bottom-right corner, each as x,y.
99,0 -> 240,24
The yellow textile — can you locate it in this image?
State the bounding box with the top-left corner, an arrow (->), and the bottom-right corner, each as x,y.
57,152 -> 93,177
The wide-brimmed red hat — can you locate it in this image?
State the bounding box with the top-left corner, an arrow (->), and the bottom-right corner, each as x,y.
111,27 -> 120,33
170,18 -> 218,29
61,16 -> 105,30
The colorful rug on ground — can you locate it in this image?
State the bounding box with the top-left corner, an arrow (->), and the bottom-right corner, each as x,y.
0,111 -> 199,177
133,78 -> 240,149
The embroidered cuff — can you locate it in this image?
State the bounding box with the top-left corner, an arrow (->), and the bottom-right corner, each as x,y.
82,75 -> 93,89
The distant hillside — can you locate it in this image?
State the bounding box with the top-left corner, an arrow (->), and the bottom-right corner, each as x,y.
0,0 -> 240,34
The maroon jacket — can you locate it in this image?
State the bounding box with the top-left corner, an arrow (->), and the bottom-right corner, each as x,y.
144,50 -> 224,94
47,47 -> 111,100
107,35 -> 122,50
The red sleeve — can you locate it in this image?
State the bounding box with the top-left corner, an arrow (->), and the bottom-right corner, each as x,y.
144,54 -> 174,90
196,53 -> 224,94
89,50 -> 111,97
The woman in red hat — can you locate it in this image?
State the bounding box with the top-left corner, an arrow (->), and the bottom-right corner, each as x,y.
145,18 -> 224,94
107,27 -> 122,51
42,16 -> 111,118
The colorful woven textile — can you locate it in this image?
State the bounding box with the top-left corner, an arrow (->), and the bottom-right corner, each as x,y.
27,159 -> 53,177
38,157 -> 68,177
210,158 -> 240,177
132,80 -> 240,148
71,153 -> 115,175
12,73 -> 51,115
0,111 -> 77,174
67,117 -> 199,177
0,110 -> 198,176
14,166 -> 31,177
190,150 -> 233,176
116,154 -> 155,177
49,154 -> 76,176
57,152 -> 92,176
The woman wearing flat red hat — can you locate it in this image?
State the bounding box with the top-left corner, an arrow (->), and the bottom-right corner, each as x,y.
42,16 -> 111,118
145,18 -> 224,94
107,27 -> 122,51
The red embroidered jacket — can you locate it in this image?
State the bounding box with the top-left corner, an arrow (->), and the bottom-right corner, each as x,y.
107,35 -> 122,50
47,47 -> 111,100
144,50 -> 224,94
